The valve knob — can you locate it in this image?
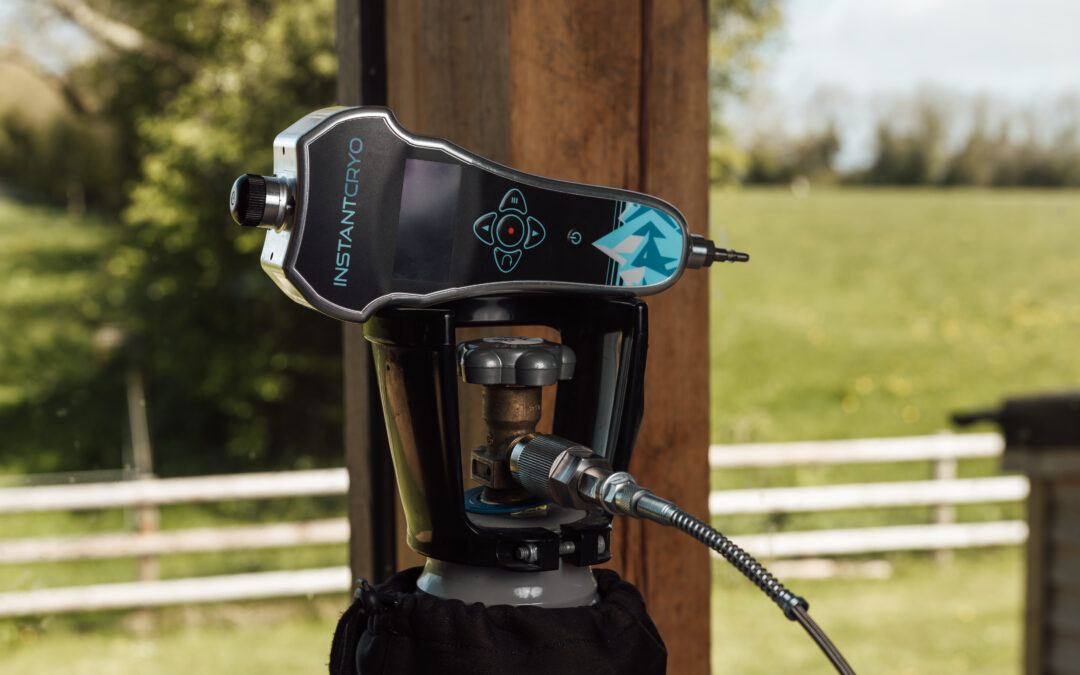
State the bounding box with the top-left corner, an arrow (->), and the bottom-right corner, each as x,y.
229,174 -> 292,229
457,337 -> 575,387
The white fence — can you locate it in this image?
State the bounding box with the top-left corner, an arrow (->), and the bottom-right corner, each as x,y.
0,432 -> 1025,616
0,469 -> 353,618
708,432 -> 1027,558
0,468 -> 348,513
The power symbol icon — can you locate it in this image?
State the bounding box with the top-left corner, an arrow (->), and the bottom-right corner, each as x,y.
567,230 -> 582,245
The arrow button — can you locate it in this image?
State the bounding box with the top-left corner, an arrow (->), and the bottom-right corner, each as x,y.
524,216 -> 545,249
498,189 -> 527,215
493,247 -> 522,273
473,212 -> 496,245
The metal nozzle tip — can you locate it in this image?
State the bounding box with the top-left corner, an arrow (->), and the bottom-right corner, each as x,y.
715,248 -> 749,263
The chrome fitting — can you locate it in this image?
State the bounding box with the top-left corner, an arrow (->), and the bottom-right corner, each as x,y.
509,435 -> 613,510
230,174 -> 293,230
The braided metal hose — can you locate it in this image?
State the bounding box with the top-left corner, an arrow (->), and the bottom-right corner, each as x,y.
667,508 -> 807,619
661,506 -> 854,673
508,435 -> 857,674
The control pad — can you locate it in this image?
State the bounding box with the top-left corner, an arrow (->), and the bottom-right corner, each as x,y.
473,188 -> 545,273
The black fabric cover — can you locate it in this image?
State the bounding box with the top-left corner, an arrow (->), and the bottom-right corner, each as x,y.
330,566 -> 667,675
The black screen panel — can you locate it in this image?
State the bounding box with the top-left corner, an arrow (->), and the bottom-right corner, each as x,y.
393,158 -> 461,282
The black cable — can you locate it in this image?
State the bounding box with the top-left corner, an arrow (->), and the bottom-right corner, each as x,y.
666,508 -> 855,675
792,605 -> 854,674
508,436 -> 856,672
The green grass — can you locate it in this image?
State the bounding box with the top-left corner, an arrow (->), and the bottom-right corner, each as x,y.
0,598 -> 346,675
709,187 -> 1080,444
712,549 -> 1023,674
703,188 -> 1068,673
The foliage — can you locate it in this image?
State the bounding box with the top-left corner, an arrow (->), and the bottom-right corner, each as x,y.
0,0 -> 343,474
862,104 -> 945,186
708,0 -> 783,183
862,102 -> 1080,187
739,95 -> 1080,187
743,123 -> 839,185
708,0 -> 783,101
0,112 -> 123,211
0,200 -> 128,472
115,0 -> 342,472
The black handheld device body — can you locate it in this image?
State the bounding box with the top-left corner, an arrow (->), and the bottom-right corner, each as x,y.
230,107 -> 744,322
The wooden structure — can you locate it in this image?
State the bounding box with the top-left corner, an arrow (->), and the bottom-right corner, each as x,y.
1004,447 -> 1080,674
337,1 -> 711,672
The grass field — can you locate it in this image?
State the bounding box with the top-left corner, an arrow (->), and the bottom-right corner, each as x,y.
4,187 -> 1078,673
709,187 -> 1080,444
704,187 -> 1075,673
0,597 -> 347,675
712,549 -> 1023,674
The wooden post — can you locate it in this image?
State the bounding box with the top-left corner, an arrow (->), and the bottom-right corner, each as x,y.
1003,448 -> 1080,675
611,7 -> 712,673
933,456 -> 957,563
337,0 -> 399,586
381,2 -> 711,672
124,365 -> 159,584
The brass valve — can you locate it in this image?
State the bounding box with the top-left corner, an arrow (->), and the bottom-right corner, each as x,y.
456,337 -> 575,503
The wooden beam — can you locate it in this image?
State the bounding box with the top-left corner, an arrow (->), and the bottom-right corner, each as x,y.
383,2 -> 710,670
338,0 -> 398,585
614,4 -> 712,671
385,0 -> 511,161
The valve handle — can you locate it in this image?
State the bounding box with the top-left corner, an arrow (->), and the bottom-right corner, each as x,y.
457,337 -> 575,387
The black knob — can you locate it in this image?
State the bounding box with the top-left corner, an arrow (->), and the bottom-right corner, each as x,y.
230,174 -> 267,228
457,337 -> 576,387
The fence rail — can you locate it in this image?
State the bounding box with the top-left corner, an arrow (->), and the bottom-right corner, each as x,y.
733,521 -> 1027,558
0,468 -> 348,514
0,432 -> 1024,616
0,518 -> 349,565
707,432 -> 1023,562
708,432 -> 1003,468
0,567 -> 351,617
709,476 -> 1028,515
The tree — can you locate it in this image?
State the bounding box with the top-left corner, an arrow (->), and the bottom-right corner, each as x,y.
0,0 -> 344,474
708,0 -> 783,183
862,102 -> 945,186
119,0 -> 344,472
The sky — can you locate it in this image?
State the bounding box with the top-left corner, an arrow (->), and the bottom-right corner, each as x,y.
0,1 -> 96,74
728,0 -> 1080,168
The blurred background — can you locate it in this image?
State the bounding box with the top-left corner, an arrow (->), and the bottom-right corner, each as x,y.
0,0 -> 1077,673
